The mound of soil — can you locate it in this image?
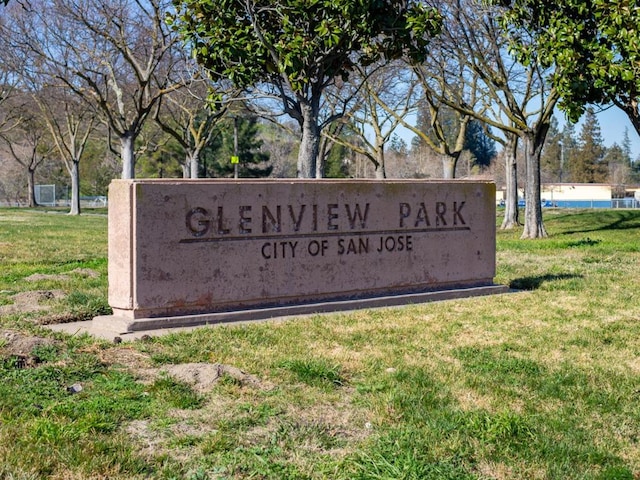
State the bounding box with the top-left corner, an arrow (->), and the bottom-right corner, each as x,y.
0,329 -> 58,367
0,290 -> 66,316
99,346 -> 270,392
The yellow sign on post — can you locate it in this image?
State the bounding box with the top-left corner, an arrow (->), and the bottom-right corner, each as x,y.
231,156 -> 239,164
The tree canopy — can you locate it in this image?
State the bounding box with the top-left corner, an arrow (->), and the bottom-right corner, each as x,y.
170,0 -> 441,177
494,0 -> 640,132
171,0 -> 440,90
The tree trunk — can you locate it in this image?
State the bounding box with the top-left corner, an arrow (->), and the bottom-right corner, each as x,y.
521,130 -> 548,239
27,167 -> 37,208
68,160 -> 81,215
315,155 -> 324,179
190,150 -> 200,179
441,154 -> 458,179
374,138 -> 386,179
501,134 -> 519,229
120,133 -> 136,179
616,100 -> 640,138
297,102 -> 319,178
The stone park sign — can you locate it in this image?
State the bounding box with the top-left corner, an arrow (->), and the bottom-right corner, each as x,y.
94,179 -> 506,334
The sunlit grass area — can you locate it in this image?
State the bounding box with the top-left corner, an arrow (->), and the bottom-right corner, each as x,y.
0,208 -> 639,479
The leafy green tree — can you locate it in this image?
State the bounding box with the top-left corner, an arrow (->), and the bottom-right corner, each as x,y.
170,0 -> 441,178
493,0 -> 640,135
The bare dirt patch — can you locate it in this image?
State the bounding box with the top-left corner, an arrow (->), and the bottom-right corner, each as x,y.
139,362 -> 270,392
0,290 -> 66,316
24,269 -> 99,283
100,346 -> 271,392
70,268 -> 100,278
25,273 -> 70,282
0,329 -> 58,367
98,346 -> 155,371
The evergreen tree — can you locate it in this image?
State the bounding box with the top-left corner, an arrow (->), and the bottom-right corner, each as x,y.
324,142 -> 351,178
413,104 -> 495,173
202,116 -> 272,178
632,154 -> 640,183
138,138 -> 184,179
389,135 -> 409,156
572,109 -> 607,183
464,120 -> 496,169
540,116 -> 562,182
560,122 -> 579,183
621,127 -> 633,167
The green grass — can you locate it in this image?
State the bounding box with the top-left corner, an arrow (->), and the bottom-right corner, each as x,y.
1,207 -> 639,479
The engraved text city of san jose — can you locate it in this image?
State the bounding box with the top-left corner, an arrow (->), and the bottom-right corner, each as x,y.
181,200 -> 468,260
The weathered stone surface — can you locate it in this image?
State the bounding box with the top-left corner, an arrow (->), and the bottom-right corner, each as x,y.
98,179 -> 500,331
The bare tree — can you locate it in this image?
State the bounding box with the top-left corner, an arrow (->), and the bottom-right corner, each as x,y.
6,0 -> 184,179
32,86 -> 96,215
0,11 -> 24,136
0,157 -> 26,206
0,97 -> 54,207
153,63 -> 235,178
408,57 -> 479,179
324,62 -> 416,179
421,0 -> 558,237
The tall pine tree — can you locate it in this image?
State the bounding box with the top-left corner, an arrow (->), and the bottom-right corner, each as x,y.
540,116 -> 562,182
571,109 -> 607,183
202,116 -> 272,178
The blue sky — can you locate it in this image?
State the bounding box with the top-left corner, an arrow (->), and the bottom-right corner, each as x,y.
398,106 -> 640,161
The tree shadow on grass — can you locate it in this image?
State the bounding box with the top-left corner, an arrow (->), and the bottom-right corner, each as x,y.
554,210 -> 640,235
510,273 -> 584,291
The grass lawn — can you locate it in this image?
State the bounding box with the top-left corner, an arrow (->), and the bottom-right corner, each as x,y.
0,207 -> 639,479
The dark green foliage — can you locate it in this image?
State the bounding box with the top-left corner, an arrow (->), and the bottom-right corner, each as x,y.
201,115 -> 272,178
171,0 -> 441,92
464,119 -> 496,168
324,141 -> 352,178
137,137 -> 185,179
571,109 -> 607,183
541,116 -> 563,182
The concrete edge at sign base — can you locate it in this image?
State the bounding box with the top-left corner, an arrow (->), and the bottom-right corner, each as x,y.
49,284 -> 510,341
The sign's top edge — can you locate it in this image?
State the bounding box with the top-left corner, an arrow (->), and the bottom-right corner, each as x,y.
112,178 -> 495,185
